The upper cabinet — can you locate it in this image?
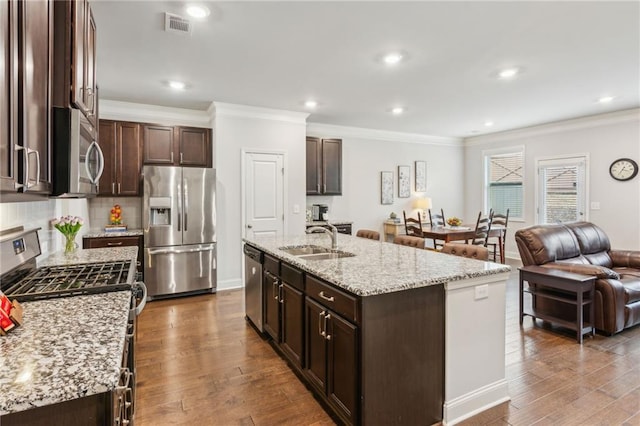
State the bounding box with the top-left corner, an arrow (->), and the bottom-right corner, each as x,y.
0,0 -> 53,196
306,137 -> 342,195
98,120 -> 142,196
53,0 -> 98,124
143,125 -> 212,168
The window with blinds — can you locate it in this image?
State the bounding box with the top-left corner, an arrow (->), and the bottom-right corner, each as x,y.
485,150 -> 523,219
537,156 -> 586,224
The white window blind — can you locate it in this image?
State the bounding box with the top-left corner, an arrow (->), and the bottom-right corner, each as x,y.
485,150 -> 524,218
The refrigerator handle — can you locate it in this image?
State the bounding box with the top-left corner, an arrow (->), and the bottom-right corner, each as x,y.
183,177 -> 188,231
177,181 -> 182,231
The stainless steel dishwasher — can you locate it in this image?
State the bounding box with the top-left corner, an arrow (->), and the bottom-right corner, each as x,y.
243,244 -> 264,332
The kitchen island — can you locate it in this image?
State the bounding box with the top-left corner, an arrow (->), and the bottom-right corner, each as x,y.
244,233 -> 511,425
0,247 -> 138,424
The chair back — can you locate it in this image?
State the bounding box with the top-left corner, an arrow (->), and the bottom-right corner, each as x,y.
393,235 -> 426,249
441,243 -> 489,260
356,229 -> 380,241
472,211 -> 493,246
403,211 -> 424,237
492,209 -> 509,232
429,208 -> 445,228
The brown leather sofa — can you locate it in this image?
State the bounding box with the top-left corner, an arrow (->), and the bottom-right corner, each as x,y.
515,222 -> 640,335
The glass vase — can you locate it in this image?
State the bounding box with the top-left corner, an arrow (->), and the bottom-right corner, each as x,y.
64,232 -> 78,254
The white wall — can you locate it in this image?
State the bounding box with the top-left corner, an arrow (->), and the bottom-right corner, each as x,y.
464,108 -> 640,256
214,103 -> 308,290
306,123 -> 464,237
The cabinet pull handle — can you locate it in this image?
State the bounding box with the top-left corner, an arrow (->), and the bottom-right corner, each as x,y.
13,145 -> 26,190
278,283 -> 284,304
272,278 -> 279,300
107,242 -> 123,246
317,183 -> 320,193
112,182 -> 115,193
323,184 -> 326,193
319,310 -> 326,338
30,149 -> 41,188
319,291 -> 334,302
118,183 -> 121,193
171,152 -> 174,163
324,313 -> 331,340
180,152 -> 183,163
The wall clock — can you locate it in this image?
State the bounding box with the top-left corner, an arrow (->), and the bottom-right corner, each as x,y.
609,158 -> 638,181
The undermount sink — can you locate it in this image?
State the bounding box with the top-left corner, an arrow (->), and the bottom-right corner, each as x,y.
279,245 -> 332,256
279,245 -> 355,260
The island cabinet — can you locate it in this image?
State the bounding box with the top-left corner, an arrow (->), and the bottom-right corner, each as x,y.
262,254 -> 305,369
306,137 -> 342,195
143,124 -> 211,168
254,246 -> 445,426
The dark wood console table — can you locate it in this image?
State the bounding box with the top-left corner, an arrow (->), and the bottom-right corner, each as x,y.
519,265 -> 596,343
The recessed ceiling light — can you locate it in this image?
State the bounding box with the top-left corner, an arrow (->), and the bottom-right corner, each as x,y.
186,4 -> 210,18
498,67 -> 520,79
597,96 -> 615,104
484,121 -> 494,127
383,53 -> 403,65
304,100 -> 318,109
391,107 -> 404,115
169,81 -> 186,90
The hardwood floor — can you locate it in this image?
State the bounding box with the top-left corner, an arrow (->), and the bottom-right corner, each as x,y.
135,265 -> 640,425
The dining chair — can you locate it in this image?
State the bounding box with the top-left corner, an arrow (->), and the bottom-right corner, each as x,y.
393,235 -> 427,249
471,211 -> 493,246
441,242 -> 489,260
487,209 -> 509,263
356,229 -> 380,241
428,208 -> 446,249
403,211 -> 424,237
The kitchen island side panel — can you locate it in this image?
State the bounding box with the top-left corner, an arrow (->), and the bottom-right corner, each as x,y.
360,284 -> 445,425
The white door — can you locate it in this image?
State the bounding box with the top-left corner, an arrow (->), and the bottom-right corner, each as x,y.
536,156 -> 587,224
244,152 -> 285,238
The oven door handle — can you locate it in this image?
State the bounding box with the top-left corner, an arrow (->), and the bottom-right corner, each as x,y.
134,281 -> 147,316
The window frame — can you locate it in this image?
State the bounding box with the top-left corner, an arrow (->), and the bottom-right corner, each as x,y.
483,146 -> 525,222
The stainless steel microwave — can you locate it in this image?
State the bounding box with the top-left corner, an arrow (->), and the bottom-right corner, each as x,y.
51,108 -> 104,197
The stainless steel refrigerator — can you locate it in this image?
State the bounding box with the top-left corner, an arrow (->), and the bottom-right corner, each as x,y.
142,165 -> 216,299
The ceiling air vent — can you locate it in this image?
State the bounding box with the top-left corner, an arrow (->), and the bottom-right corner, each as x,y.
165,12 -> 192,35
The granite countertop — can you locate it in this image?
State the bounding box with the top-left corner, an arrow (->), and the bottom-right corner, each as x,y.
306,220 -> 353,226
244,234 -> 511,296
39,246 -> 138,273
83,228 -> 143,238
0,291 -> 131,415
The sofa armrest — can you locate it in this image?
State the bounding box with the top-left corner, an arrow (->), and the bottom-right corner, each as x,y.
541,262 -> 620,279
609,250 -> 640,268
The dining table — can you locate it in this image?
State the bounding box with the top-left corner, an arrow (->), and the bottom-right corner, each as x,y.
422,224 -> 506,263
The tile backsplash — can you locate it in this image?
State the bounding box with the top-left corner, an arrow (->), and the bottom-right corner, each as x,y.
88,197 -> 143,229
0,199 -> 61,258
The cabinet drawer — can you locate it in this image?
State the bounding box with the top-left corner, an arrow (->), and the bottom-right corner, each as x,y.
306,275 -> 358,324
264,254 -> 280,275
281,262 -> 304,292
84,236 -> 139,249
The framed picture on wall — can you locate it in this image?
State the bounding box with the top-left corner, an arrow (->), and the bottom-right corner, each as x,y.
415,161 -> 426,192
381,171 -> 393,205
398,165 -> 410,198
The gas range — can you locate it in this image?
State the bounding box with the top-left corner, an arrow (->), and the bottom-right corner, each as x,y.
1,227 -> 136,302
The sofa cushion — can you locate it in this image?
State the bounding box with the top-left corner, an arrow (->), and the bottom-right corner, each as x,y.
515,224 -> 581,264
621,275 -> 640,304
565,222 -> 613,267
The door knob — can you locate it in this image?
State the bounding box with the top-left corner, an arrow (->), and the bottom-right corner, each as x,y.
247,224 -> 253,229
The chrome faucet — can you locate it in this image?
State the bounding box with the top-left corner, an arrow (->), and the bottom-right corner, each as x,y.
306,223 -> 338,250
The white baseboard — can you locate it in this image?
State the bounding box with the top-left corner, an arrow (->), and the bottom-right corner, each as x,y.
217,278 -> 243,291
443,379 -> 510,425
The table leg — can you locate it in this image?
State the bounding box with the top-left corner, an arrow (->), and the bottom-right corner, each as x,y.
519,275 -> 524,325
590,285 -> 595,337
577,288 -> 583,344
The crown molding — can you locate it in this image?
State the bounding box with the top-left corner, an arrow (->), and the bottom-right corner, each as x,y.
212,102 -> 309,124
99,100 -> 212,127
306,122 -> 462,147
464,108 -> 640,147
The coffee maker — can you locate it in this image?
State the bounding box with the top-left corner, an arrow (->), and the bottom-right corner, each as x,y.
312,204 -> 329,221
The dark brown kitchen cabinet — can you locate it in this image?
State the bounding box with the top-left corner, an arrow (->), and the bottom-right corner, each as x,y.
279,263 -> 305,368
305,297 -> 358,425
262,255 -> 280,341
53,0 -> 97,123
143,125 -> 211,168
306,137 -> 342,195
0,0 -> 53,196
98,120 -> 142,196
